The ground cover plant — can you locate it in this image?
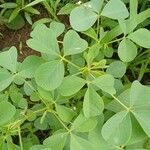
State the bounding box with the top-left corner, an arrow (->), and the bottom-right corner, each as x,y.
0,0 -> 150,149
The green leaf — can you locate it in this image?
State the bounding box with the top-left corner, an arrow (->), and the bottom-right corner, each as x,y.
58,75 -> 86,96
128,28 -> 150,48
132,106 -> 150,138
129,81 -> 150,137
126,116 -> 147,146
118,39 -> 137,62
34,117 -> 48,130
35,60 -> 64,91
88,115 -> 116,150
8,7 -> 20,22
0,68 -> 14,92
106,61 -> 126,78
25,12 -> 32,25
49,21 -> 65,37
0,46 -> 17,73
27,24 -> 60,55
19,56 -> 44,78
24,81 -> 33,96
101,0 -> 129,20
83,86 -> 104,118
70,6 -> 98,31
119,19 -> 137,35
70,134 -> 94,150
63,30 -> 88,56
92,74 -> 116,94
30,145 -> 50,150
101,111 -> 132,146
106,89 -> 130,113
56,105 -> 76,122
71,112 -> 97,132
30,92 -> 40,102
0,101 -> 16,126
58,3 -> 77,15
130,81 -> 150,107
0,3 -> 18,9
4,10 -> 25,30
23,0 -> 45,9
87,0 -> 104,13
25,7 -> 40,15
44,132 -> 67,150
37,87 -> 53,102
82,28 -> 97,41
32,18 -> 51,28
7,140 -> 20,150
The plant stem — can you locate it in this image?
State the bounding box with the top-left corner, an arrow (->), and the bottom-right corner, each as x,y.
18,127 -> 24,150
111,94 -> 129,111
7,107 -> 47,130
24,80 -> 48,107
21,0 -> 25,8
60,56 -> 81,69
52,111 -> 70,132
108,37 -> 124,44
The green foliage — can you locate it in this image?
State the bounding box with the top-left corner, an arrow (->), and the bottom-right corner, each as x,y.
0,0 -> 150,149
0,0 -> 42,29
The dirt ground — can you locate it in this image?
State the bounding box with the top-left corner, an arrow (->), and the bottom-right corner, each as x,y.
0,7 -> 69,61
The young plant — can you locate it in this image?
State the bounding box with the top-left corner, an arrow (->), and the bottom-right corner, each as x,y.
0,0 -> 44,29
0,0 -> 150,149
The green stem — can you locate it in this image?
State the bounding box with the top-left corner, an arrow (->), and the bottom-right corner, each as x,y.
52,111 -> 70,133
21,0 -> 25,8
108,37 -> 124,44
7,107 -> 47,130
60,56 -> 81,70
18,127 -> 23,150
24,80 -> 48,107
111,94 -> 129,111
96,16 -> 100,37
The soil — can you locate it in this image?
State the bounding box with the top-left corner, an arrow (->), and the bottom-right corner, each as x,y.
0,6 -> 70,61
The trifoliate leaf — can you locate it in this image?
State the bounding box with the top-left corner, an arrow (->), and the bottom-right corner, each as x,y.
0,46 -> 17,73
106,61 -> 126,78
101,0 -> 129,20
130,81 -> 150,106
83,86 -> 104,118
58,75 -> 86,96
132,106 -> 150,137
27,24 -> 60,55
71,112 -> 97,132
92,74 -> 116,94
56,104 -> 76,122
128,28 -> 150,48
0,68 -> 14,92
49,21 -> 65,37
118,39 -> 137,62
19,56 -> 44,78
35,60 -> 64,91
70,134 -> 94,150
44,132 -> 68,150
0,101 -> 16,126
101,111 -> 132,146
63,30 -> 88,55
89,115 -> 116,150
70,6 -> 98,31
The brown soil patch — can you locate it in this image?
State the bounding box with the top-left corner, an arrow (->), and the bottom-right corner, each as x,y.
0,6 -> 49,61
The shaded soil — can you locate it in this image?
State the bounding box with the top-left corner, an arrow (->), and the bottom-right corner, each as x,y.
0,7 -> 48,61
0,6 -> 70,61
0,23 -> 40,61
